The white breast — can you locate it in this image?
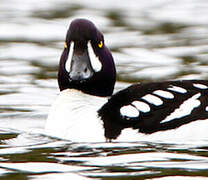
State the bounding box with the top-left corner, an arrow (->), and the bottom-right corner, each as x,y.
45,89 -> 107,142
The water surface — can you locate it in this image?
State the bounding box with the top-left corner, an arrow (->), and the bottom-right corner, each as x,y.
1,0 -> 208,179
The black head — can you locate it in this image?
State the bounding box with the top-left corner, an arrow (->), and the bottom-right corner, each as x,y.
58,19 -> 116,97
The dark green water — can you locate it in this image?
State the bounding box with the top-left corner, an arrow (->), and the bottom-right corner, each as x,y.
1,0 -> 208,179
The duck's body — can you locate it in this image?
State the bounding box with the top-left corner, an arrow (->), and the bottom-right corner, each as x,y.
45,85 -> 208,143
45,19 -> 208,142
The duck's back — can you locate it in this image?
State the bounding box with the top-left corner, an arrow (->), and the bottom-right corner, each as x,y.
98,80 -> 208,141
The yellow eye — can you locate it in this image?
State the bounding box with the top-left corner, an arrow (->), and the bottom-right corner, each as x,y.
98,41 -> 103,48
64,42 -> 68,49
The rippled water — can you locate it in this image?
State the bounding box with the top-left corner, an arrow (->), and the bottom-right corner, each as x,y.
1,0 -> 208,179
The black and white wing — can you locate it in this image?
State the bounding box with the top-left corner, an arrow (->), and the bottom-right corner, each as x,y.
98,80 -> 208,141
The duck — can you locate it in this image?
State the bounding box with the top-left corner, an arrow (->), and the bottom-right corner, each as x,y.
45,18 -> 208,143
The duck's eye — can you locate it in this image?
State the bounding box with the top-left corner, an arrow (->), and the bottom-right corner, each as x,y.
65,42 -> 68,49
98,41 -> 103,48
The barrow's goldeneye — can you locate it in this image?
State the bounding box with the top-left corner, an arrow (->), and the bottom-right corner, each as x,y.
45,19 -> 208,142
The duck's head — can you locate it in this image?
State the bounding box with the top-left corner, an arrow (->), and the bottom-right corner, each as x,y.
58,19 -> 116,97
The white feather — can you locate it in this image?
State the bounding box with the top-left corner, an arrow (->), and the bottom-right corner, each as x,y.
162,93 -> 201,123
88,41 -> 102,72
65,42 -> 74,72
132,101 -> 150,113
193,83 -> 208,89
45,89 -> 107,142
120,105 -> 139,117
153,90 -> 174,99
168,85 -> 187,93
141,94 -> 163,106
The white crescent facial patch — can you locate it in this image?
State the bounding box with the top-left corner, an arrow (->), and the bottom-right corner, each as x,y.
65,41 -> 74,73
88,41 -> 102,72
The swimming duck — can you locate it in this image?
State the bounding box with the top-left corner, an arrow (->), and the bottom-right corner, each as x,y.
45,19 -> 208,142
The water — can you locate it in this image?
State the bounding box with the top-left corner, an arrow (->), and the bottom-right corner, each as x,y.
1,0 -> 208,179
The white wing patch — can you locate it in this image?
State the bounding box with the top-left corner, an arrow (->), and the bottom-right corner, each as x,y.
153,90 -> 174,99
168,85 -> 187,93
161,93 -> 201,123
206,106 -> 208,111
193,83 -> 208,89
65,41 -> 74,72
120,105 -> 139,118
88,41 -> 102,72
132,101 -> 150,113
141,94 -> 163,106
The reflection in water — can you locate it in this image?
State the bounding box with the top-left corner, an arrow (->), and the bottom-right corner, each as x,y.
1,0 -> 208,179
